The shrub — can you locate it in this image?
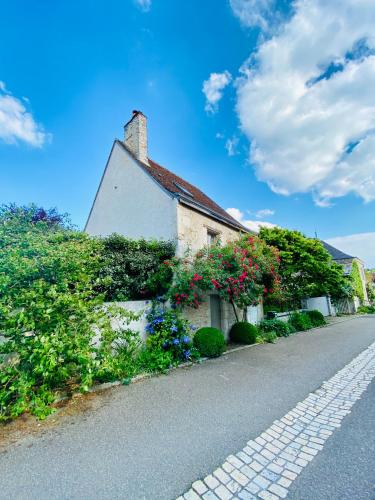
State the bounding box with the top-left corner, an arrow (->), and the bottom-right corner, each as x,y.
229,322 -> 258,344
288,312 -> 312,332
357,305 -> 375,314
193,327 -> 226,358
145,302 -> 196,363
97,234 -> 175,301
136,347 -> 174,374
305,309 -> 326,327
259,319 -> 292,337
262,331 -> 277,343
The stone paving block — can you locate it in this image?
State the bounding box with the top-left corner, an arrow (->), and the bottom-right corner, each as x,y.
253,474 -> 271,489
258,490 -> 278,500
284,462 -> 302,474
295,457 -> 308,467
202,491 -> 220,500
184,489 -> 201,500
281,469 -> 297,481
238,490 -> 256,500
268,483 -> 288,498
237,451 -> 252,464
267,463 -> 283,475
204,474 -> 220,490
277,476 -> 292,488
245,482 -> 260,495
226,479 -> 241,494
192,480 -> 208,495
240,465 -> 257,481
214,484 -> 232,500
213,468 -> 230,485
222,462 -> 235,473
227,455 -> 244,468
249,460 -> 263,473
261,469 -> 279,482
230,469 -> 249,487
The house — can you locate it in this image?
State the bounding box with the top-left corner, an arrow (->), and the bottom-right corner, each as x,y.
85,110 -> 251,334
322,241 -> 369,305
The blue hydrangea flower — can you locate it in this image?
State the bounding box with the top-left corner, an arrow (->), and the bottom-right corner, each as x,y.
171,325 -> 178,333
145,324 -> 155,334
190,324 -> 197,331
183,350 -> 191,359
182,335 -> 190,344
172,338 -> 180,345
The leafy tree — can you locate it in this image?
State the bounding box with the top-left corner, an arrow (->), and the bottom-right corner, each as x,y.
351,260 -> 365,303
259,227 -> 351,305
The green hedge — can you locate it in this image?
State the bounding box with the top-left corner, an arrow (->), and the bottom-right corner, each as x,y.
97,234 -> 175,301
229,322 -> 258,344
288,312 -> 312,331
193,327 -> 226,357
305,309 -> 326,327
259,318 -> 294,337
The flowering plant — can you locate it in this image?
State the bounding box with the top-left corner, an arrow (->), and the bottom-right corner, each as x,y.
145,302 -> 197,362
164,235 -> 280,321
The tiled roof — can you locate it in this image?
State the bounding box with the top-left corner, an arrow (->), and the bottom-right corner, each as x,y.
321,241 -> 354,260
118,140 -> 248,232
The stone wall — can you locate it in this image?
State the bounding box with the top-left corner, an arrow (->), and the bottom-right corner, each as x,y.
176,203 -> 242,256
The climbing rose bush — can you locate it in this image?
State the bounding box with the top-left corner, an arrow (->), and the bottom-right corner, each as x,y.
164,235 -> 281,320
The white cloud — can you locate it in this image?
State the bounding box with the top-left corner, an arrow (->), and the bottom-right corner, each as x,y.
326,232 -> 375,268
226,207 -> 277,233
254,208 -> 275,218
225,136 -> 239,156
203,71 -> 232,113
135,0 -> 151,12
230,0 -> 276,31
235,0 -> 375,206
0,81 -> 48,147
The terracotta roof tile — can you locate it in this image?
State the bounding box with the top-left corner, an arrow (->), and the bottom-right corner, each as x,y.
118,141 -> 247,231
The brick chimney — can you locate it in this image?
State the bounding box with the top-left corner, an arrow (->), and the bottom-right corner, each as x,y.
124,110 -> 148,164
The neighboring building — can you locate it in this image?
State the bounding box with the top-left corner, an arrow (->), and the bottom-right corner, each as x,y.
322,241 -> 369,305
85,110 -> 251,335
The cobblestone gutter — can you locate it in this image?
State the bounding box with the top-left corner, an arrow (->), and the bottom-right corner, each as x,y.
178,340 -> 375,500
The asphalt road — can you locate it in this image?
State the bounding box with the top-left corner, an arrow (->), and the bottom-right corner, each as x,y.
0,317 -> 374,500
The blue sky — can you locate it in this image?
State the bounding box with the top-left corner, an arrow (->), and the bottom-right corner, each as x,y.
1,0 -> 375,265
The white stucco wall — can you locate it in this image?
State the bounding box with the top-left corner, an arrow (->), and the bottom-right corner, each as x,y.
176,203 -> 242,256
85,141 -> 178,241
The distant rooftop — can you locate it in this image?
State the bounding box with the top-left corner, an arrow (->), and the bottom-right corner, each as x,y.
322,241 -> 354,260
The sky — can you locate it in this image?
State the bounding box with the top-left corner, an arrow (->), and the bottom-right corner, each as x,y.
1,0 -> 374,266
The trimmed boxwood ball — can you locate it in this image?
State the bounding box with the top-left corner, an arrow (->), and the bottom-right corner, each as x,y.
305,309 -> 326,327
229,321 -> 258,345
193,327 -> 226,358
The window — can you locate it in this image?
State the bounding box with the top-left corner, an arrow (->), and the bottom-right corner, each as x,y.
173,182 -> 194,198
207,229 -> 219,246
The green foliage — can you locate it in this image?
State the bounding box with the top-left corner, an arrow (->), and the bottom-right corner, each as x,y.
305,309 -> 326,327
351,260 -> 365,303
259,319 -> 293,337
357,305 -> 375,314
288,312 -> 313,331
145,302 -> 197,363
163,234 -> 280,321
0,205 -> 142,421
97,234 -> 175,301
262,331 -> 278,343
229,322 -> 258,344
136,346 -> 174,374
193,327 -> 226,358
259,227 -> 352,305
